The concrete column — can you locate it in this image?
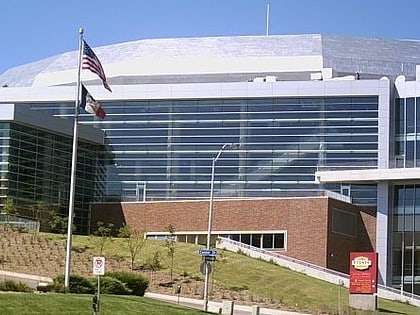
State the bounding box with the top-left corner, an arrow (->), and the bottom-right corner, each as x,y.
376,182 -> 391,285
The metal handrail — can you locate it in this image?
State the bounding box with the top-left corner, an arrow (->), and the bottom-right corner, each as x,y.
217,237 -> 420,307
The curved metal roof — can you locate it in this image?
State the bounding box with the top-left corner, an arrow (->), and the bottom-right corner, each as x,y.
1,34 -> 420,87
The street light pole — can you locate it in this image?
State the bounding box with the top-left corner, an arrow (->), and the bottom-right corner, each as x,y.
203,143 -> 238,312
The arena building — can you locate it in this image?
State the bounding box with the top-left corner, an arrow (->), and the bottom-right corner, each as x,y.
0,34 -> 420,294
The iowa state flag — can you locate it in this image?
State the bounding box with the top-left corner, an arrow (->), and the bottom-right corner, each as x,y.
80,85 -> 106,119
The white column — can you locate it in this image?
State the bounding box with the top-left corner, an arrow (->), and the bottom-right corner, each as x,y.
376,182 -> 391,285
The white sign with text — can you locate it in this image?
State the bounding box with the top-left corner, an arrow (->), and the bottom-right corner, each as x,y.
92,256 -> 105,275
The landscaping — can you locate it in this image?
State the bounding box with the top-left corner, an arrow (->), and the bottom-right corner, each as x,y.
0,226 -> 419,314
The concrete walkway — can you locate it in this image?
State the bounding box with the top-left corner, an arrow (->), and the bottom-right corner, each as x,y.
0,270 -> 52,288
145,292 -> 309,315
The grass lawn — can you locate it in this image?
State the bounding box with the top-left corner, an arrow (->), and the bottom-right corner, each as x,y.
0,293 -> 209,315
3,232 -> 419,314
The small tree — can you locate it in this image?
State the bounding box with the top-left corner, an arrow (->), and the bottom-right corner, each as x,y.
118,225 -> 146,270
31,201 -> 43,222
93,221 -> 114,255
31,201 -> 51,233
3,198 -> 17,216
2,198 -> 17,230
164,224 -> 177,281
48,209 -> 68,235
145,250 -> 162,285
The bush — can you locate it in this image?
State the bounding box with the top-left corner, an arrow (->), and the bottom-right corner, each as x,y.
54,274 -> 95,294
37,284 -> 54,293
105,271 -> 149,296
144,251 -> 162,271
0,280 -> 32,292
94,276 -> 132,295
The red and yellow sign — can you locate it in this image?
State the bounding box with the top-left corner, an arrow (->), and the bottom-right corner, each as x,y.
349,252 -> 378,294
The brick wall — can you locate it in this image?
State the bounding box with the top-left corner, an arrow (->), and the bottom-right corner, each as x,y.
327,199 -> 377,273
91,196 -> 376,271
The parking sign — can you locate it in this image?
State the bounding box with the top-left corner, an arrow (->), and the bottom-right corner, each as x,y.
93,256 -> 105,275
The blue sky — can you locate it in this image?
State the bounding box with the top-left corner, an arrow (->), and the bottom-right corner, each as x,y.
1,0 -> 420,74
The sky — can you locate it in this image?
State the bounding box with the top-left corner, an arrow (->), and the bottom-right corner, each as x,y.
1,0 -> 420,74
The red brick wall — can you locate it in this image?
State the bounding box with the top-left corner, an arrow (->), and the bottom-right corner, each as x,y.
327,199 -> 377,273
91,196 -> 376,272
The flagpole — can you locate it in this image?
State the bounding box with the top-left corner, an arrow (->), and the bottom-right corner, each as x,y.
64,27 -> 84,290
266,3 -> 270,36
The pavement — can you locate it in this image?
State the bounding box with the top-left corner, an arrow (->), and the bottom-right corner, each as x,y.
144,292 -> 309,315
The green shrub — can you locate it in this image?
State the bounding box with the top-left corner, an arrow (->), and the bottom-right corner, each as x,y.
37,284 -> 54,293
144,250 -> 162,271
227,285 -> 249,291
72,245 -> 90,253
94,276 -> 132,295
105,271 -> 149,296
54,274 -> 95,294
0,280 -> 32,292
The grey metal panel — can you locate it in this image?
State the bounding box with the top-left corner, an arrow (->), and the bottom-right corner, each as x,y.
0,103 -> 103,144
377,79 -> 391,169
0,55 -> 62,87
321,35 -> 420,79
0,34 -> 322,88
3,34 -> 420,88
0,79 -> 384,102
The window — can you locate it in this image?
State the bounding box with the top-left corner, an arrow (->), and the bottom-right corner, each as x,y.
332,208 -> 357,237
147,231 -> 287,250
223,232 -> 286,250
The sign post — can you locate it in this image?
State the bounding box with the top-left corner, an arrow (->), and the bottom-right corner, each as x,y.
198,249 -> 217,256
349,252 -> 378,311
92,256 -> 105,314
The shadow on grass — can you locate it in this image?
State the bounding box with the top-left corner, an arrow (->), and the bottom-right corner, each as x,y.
107,295 -> 157,305
108,295 -> 187,308
376,308 -> 406,314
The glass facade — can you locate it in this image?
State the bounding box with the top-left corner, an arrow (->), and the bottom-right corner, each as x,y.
392,185 -> 420,295
0,122 -> 105,234
394,97 -> 420,168
392,98 -> 420,294
31,96 -> 379,205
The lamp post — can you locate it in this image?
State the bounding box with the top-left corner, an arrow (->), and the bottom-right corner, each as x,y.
203,143 -> 238,312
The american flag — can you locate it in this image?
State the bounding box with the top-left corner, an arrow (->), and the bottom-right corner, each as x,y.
82,40 -> 112,92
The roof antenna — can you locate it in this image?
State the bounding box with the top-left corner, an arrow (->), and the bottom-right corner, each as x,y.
266,3 -> 270,36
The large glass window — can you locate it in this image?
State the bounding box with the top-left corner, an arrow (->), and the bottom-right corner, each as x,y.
1,122 -> 105,234
220,232 -> 286,250
30,96 -> 379,205
392,185 -> 420,295
394,97 -> 420,168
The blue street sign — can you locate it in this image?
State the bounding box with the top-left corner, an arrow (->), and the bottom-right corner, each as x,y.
198,249 -> 217,256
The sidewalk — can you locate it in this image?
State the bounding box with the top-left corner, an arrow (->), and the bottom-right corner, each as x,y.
144,292 -> 308,315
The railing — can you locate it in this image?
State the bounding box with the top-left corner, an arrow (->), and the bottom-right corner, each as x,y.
108,188 -> 353,202
0,213 -> 40,232
377,283 -> 420,304
324,190 -> 352,203
316,161 -> 378,172
217,237 -> 349,283
217,237 -> 420,307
